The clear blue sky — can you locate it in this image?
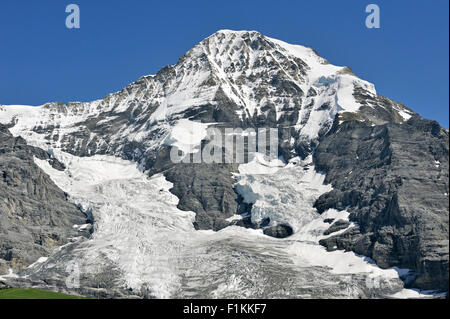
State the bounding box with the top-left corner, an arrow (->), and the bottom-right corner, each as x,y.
1,0 -> 448,127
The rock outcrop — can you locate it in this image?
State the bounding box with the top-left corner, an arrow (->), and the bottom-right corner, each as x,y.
0,124 -> 88,274
263,224 -> 294,238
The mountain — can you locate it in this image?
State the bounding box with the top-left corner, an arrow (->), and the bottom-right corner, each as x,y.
0,30 -> 447,297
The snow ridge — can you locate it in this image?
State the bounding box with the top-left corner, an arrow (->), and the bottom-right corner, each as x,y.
1,30 -> 408,159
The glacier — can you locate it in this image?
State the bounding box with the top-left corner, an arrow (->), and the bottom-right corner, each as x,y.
0,148 -> 428,298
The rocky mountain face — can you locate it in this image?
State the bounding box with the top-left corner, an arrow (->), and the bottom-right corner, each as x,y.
0,30 -> 447,293
314,116 -> 449,290
0,124 -> 89,275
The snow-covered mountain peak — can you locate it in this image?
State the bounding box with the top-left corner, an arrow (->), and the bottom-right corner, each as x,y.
169,29 -> 379,121
1,30 -> 414,162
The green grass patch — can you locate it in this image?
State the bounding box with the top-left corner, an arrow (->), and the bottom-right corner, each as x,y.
0,288 -> 88,299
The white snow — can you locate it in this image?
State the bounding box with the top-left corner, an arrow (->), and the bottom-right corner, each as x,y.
237,153 -> 285,175
389,288 -> 447,299
27,257 -> 49,269
73,224 -> 91,231
398,110 -> 413,121
225,214 -> 244,222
